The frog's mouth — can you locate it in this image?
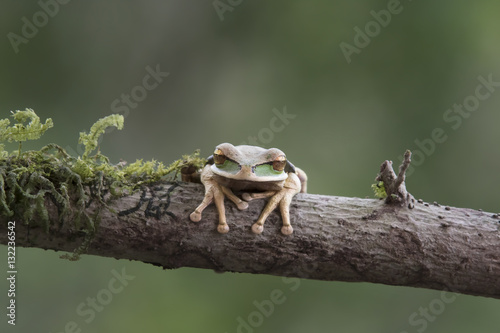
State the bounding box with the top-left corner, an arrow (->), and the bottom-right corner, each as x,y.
212,173 -> 286,191
211,163 -> 288,182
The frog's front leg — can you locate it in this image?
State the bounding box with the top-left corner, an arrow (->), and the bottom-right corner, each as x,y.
215,185 -> 249,233
250,190 -> 284,234
190,165 -> 248,234
189,165 -> 228,233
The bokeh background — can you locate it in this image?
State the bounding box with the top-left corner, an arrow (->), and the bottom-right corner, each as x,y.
1,1 -> 499,332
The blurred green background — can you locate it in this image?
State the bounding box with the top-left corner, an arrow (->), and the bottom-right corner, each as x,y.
1,1 -> 499,332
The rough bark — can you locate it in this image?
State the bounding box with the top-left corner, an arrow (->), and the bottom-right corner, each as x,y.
1,181 -> 499,299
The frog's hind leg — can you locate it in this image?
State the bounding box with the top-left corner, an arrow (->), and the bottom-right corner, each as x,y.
242,191 -> 276,201
295,167 -> 308,193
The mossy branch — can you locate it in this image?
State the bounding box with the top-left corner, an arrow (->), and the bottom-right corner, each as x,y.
0,109 -> 205,259
1,109 -> 499,298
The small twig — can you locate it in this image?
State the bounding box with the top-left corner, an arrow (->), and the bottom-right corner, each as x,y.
395,150 -> 411,188
375,150 -> 415,208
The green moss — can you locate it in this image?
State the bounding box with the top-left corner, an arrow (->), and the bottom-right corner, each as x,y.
0,108 -> 54,157
0,109 -> 206,260
79,114 -> 123,160
371,181 -> 387,199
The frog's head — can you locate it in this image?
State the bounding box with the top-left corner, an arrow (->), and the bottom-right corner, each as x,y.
207,143 -> 295,182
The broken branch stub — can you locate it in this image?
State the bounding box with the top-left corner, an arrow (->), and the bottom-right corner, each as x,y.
376,150 -> 415,209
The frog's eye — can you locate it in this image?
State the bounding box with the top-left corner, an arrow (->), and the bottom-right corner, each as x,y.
272,155 -> 287,172
213,149 -> 226,165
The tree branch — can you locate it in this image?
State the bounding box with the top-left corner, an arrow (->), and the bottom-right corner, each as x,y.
1,181 -> 499,299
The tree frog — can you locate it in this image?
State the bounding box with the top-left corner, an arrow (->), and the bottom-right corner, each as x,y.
189,143 -> 307,235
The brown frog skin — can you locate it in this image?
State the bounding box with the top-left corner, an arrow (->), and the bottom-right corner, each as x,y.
189,143 -> 307,235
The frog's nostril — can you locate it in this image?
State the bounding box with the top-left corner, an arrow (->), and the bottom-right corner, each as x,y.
240,165 -> 253,176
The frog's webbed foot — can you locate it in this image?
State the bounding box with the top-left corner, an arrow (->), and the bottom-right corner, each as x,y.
217,222 -> 229,234
250,173 -> 301,235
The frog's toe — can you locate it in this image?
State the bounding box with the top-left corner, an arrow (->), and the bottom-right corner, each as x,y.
251,223 -> 264,234
236,201 -> 249,210
217,224 -> 230,234
281,225 -> 293,235
190,211 -> 202,222
242,193 -> 253,201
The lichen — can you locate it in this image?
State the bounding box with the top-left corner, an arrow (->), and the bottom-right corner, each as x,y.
0,109 -> 206,260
